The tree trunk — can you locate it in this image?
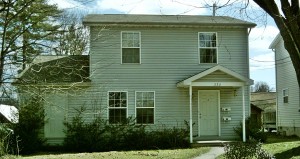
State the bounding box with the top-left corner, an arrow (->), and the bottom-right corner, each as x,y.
253,0 -> 300,87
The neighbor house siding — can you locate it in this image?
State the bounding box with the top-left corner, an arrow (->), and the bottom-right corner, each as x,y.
273,36 -> 300,136
89,26 -> 250,139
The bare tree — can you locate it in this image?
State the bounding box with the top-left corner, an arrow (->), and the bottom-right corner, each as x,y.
252,81 -> 272,92
252,0 -> 300,86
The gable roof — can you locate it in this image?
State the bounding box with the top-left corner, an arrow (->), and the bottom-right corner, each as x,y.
269,33 -> 282,49
0,104 -> 18,123
14,55 -> 90,84
83,14 -> 256,28
177,65 -> 253,87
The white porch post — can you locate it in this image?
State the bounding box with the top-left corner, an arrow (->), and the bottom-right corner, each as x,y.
189,85 -> 193,143
242,86 -> 246,142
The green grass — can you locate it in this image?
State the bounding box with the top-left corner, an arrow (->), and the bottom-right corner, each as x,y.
217,133 -> 300,159
262,133 -> 300,159
15,147 -> 210,159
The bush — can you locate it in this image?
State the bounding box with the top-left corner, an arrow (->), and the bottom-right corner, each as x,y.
9,95 -> 46,155
224,140 -> 273,159
234,117 -> 267,142
63,107 -> 190,152
0,124 -> 13,156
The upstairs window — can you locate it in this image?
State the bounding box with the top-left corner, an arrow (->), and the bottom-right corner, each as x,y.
136,91 -> 155,124
121,31 -> 141,64
199,32 -> 217,63
283,89 -> 289,103
108,91 -> 127,124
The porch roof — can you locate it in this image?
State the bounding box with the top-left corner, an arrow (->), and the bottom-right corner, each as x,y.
177,65 -> 253,87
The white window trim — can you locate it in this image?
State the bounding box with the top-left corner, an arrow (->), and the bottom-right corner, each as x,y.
121,31 -> 141,64
135,91 -> 155,124
198,32 -> 218,64
107,91 -> 128,123
282,88 -> 289,104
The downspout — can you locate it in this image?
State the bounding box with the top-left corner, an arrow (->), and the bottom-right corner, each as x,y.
242,86 -> 246,142
189,85 -> 193,143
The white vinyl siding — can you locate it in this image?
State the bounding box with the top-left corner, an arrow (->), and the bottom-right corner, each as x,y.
90,26 -> 251,140
108,91 -> 128,123
121,31 -> 141,64
198,32 -> 217,64
135,91 -> 155,124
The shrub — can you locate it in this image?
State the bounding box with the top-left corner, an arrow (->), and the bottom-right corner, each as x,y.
224,140 -> 273,159
63,107 -> 190,152
234,117 -> 267,142
0,124 -> 13,156
9,95 -> 45,155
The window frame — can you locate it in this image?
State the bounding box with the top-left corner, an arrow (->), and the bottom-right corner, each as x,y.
198,32 -> 218,64
107,91 -> 128,124
121,31 -> 141,64
282,88 -> 289,104
135,91 -> 155,124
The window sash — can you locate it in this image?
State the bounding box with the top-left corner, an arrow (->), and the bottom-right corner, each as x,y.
283,89 -> 289,103
121,31 -> 141,64
199,32 -> 217,63
135,91 -> 155,124
108,91 -> 127,124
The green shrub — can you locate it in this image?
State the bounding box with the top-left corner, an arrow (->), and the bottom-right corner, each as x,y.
0,124 -> 13,156
234,117 -> 267,142
63,107 -> 190,152
224,140 -> 273,159
9,95 -> 45,155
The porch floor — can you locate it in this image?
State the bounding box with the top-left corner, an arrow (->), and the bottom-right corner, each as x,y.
192,136 -> 233,147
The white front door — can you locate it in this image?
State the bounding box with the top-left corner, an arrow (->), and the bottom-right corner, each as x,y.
198,90 -> 220,136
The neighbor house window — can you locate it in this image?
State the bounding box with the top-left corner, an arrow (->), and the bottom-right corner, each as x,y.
136,91 -> 155,124
121,31 -> 141,64
108,91 -> 127,123
283,89 -> 289,103
199,32 -> 217,63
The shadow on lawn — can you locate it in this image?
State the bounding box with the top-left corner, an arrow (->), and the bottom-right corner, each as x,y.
274,145 -> 300,159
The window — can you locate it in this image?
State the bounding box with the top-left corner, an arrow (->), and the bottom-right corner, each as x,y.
283,89 -> 289,103
136,91 -> 155,124
121,31 -> 141,64
199,32 -> 217,63
108,91 -> 127,123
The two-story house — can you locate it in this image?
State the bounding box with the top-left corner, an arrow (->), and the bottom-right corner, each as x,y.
270,34 -> 300,137
15,14 -> 256,145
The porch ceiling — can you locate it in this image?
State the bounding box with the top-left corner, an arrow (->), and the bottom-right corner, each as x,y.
177,65 -> 253,88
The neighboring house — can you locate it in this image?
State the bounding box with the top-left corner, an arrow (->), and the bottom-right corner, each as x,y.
0,104 -> 19,123
251,92 -> 276,132
15,14 -> 256,145
270,34 -> 300,137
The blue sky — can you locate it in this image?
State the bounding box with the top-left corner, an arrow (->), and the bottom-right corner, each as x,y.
49,0 -> 279,90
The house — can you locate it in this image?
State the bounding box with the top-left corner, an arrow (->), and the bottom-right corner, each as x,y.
0,104 -> 19,123
270,34 -> 300,136
250,92 -> 276,132
15,14 -> 256,145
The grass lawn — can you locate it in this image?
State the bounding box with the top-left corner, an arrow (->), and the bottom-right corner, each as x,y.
16,147 -> 210,159
217,133 -> 300,159
262,133 -> 300,159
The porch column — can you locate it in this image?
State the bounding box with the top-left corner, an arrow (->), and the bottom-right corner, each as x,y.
189,85 -> 193,143
242,86 -> 246,142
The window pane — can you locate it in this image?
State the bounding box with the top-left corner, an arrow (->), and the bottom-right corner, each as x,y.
137,108 -> 154,124
109,109 -> 126,124
200,48 -> 217,63
122,48 -> 140,63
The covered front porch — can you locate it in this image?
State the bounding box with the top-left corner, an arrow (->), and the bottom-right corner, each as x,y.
177,65 -> 253,143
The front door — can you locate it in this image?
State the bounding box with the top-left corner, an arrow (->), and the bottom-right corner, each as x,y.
198,90 -> 219,136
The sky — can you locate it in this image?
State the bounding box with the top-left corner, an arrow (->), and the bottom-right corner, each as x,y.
49,0 -> 280,90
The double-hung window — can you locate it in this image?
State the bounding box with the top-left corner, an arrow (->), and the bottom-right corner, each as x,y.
199,32 -> 217,63
283,89 -> 289,103
121,31 -> 141,64
136,91 -> 155,124
108,91 -> 127,124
